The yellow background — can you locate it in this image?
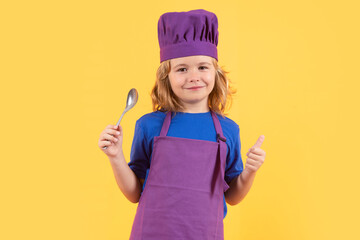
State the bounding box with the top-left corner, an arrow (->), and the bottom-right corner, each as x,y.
1,0 -> 359,239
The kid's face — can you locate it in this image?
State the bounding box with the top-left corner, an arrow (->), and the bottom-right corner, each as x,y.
168,55 -> 216,108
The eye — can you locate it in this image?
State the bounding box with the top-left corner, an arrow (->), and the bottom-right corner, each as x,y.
199,66 -> 208,70
177,68 -> 187,72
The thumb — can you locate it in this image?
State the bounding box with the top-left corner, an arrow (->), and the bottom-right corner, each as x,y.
252,135 -> 265,148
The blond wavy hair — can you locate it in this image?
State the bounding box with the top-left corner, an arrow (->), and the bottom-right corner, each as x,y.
150,57 -> 237,118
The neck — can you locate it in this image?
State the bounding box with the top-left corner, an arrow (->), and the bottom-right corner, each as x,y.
181,102 -> 210,113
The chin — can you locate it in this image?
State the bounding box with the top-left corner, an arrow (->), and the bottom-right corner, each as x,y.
185,96 -> 208,103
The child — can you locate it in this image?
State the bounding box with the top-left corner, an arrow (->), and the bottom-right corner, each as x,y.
98,9 -> 266,239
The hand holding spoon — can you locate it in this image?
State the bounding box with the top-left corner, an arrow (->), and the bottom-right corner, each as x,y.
103,88 -> 138,149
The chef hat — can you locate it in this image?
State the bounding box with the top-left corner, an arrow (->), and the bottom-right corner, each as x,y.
157,9 -> 219,63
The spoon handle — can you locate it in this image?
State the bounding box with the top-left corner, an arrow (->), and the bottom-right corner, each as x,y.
102,109 -> 126,150
116,110 -> 126,127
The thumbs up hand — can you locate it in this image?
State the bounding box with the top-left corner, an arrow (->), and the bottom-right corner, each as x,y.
245,135 -> 266,173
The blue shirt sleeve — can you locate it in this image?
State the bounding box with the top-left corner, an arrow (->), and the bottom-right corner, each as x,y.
224,125 -> 244,184
128,120 -> 149,179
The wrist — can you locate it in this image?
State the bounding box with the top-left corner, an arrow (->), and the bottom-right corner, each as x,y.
242,168 -> 257,178
108,151 -> 125,163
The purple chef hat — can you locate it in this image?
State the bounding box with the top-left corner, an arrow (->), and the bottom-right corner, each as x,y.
157,9 -> 219,63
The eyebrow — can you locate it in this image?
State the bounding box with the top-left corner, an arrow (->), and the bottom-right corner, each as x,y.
173,62 -> 211,69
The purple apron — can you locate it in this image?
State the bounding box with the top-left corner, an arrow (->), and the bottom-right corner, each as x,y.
130,110 -> 230,240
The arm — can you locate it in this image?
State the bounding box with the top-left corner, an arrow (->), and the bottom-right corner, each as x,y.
109,119 -> 148,204
224,169 -> 256,206
108,151 -> 144,204
225,135 -> 266,205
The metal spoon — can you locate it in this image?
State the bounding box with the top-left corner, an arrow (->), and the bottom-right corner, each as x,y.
103,88 -> 139,149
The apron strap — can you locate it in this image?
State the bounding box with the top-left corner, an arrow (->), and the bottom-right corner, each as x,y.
211,111 -> 230,192
159,111 -> 172,137
210,111 -> 226,142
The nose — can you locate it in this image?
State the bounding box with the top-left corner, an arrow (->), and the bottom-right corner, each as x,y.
188,69 -> 201,82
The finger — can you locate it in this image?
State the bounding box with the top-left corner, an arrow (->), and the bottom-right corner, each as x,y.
245,159 -> 258,171
248,147 -> 265,156
106,128 -> 121,137
104,133 -> 118,143
252,135 -> 265,148
113,125 -> 124,134
246,157 -> 262,168
105,124 -> 119,131
114,124 -> 122,130
246,152 -> 263,161
245,157 -> 257,165
100,140 -> 112,148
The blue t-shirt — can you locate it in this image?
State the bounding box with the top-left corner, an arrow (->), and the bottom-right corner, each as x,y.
128,110 -> 244,219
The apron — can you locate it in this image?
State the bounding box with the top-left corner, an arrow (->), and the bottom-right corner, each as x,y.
129,110 -> 230,240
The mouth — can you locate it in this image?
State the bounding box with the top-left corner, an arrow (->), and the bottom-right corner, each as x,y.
186,86 -> 205,90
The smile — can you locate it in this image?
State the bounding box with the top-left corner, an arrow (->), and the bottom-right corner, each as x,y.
186,86 -> 204,90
